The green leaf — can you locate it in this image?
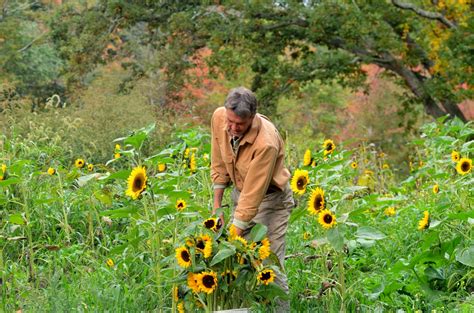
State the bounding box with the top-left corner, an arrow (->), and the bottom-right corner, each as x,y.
100,207 -> 138,218
249,223 -> 268,242
76,173 -> 100,187
210,245 -> 236,266
289,206 -> 308,223
9,213 -> 25,225
124,123 -> 155,150
94,190 -> 112,206
366,281 -> 385,300
327,227 -> 344,251
0,177 -> 21,187
455,246 -> 474,267
100,169 -> 131,181
355,226 -> 386,240
424,266 -> 445,280
447,210 -> 474,221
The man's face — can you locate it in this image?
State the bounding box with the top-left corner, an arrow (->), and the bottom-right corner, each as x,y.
225,108 -> 254,138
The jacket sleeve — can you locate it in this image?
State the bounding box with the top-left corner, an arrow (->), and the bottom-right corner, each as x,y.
210,112 -> 231,187
233,145 -> 278,226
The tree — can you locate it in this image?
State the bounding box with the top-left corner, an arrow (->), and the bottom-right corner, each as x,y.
50,0 -> 473,121
0,1 -> 64,111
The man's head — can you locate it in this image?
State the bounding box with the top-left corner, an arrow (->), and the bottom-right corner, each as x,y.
224,87 -> 257,137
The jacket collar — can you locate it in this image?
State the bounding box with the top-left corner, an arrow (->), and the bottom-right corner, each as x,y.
222,113 -> 261,146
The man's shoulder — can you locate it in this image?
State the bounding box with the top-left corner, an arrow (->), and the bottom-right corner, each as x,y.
255,115 -> 281,148
212,106 -> 226,118
211,107 -> 226,128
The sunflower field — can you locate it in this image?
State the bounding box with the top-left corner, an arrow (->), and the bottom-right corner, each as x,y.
0,114 -> 472,312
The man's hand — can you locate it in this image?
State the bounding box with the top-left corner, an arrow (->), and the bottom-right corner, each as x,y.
217,213 -> 225,230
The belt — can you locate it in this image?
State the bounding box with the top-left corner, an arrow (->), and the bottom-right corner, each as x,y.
266,184 -> 281,195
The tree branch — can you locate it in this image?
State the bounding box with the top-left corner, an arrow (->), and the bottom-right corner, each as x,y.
391,0 -> 456,29
17,31 -> 48,53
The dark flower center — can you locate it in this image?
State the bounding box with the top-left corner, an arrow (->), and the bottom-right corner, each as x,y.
461,161 -> 470,172
133,176 -> 144,191
202,275 -> 215,288
297,177 -> 307,189
326,143 -> 333,151
196,240 -> 205,250
323,214 -> 333,224
261,271 -> 271,281
314,195 -> 324,210
204,219 -> 216,229
181,250 -> 190,262
178,202 -> 184,208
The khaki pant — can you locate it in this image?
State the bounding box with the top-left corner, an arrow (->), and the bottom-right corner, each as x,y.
231,184 -> 294,312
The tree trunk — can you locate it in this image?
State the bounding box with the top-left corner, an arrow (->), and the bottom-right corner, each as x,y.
378,53 -> 467,121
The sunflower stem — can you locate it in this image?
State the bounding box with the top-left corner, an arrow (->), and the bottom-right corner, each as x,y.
337,251 -> 346,312
20,185 -> 35,284
148,187 -> 163,307
56,171 -> 71,243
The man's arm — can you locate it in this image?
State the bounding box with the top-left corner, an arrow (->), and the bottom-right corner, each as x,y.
213,187 -> 225,213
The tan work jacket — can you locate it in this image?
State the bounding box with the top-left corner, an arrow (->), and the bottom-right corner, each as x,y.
210,107 -> 291,227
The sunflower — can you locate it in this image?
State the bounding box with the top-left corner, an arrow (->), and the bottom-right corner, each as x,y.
451,150 -> 460,162
47,167 -> 56,175
290,169 -> 309,195
257,269 -> 275,285
303,232 -> 311,240
114,153 -> 121,159
190,153 -> 197,173
307,187 -> 325,215
203,218 -> 218,231
175,199 -> 186,211
177,302 -> 185,313
197,271 -> 218,294
258,238 -> 271,260
126,166 -> 147,199
236,253 -> 247,265
233,235 -> 248,247
311,160 -> 317,167
323,139 -> 336,156
318,210 -> 337,229
432,184 -> 439,194
384,207 -> 396,217
229,224 -> 238,239
196,235 -> 212,258
350,162 -> 358,169
184,148 -> 190,159
456,157 -> 472,175
87,164 -> 94,172
303,149 -> 312,166
1,164 -> 6,173
106,258 -> 114,267
115,144 -> 121,151
222,270 -> 238,284
172,286 -> 179,302
418,211 -> 430,230
187,272 -> 200,293
158,163 -> 166,172
175,247 -> 192,268
75,159 -> 85,168
382,163 -> 389,169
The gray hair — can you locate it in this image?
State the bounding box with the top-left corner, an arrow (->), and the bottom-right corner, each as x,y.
224,87 -> 257,118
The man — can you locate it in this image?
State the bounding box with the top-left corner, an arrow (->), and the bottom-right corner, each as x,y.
211,86 -> 294,311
